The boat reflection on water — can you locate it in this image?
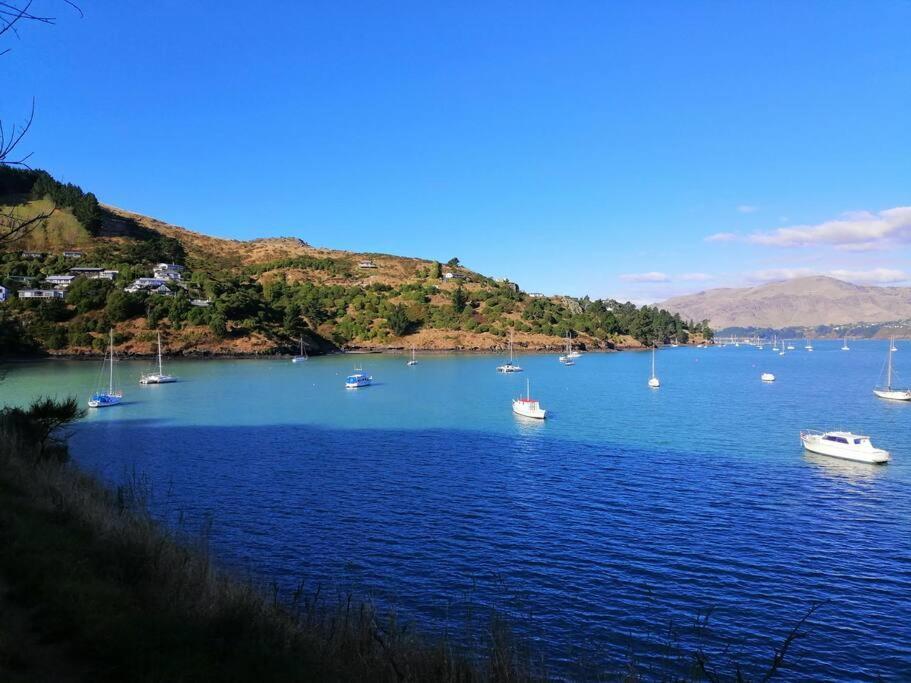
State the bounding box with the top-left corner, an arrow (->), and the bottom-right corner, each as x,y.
803,451 -> 889,481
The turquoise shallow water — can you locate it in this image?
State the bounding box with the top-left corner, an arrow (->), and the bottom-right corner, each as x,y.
2,341 -> 910,679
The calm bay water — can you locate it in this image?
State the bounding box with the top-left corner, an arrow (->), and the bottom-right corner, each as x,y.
2,341 -> 910,680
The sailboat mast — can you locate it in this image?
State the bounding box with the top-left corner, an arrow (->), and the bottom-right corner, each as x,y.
109,328 -> 114,393
887,343 -> 893,389
651,347 -> 656,378
158,331 -> 163,374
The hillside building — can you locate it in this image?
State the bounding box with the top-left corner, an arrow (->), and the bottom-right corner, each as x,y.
18,289 -> 64,300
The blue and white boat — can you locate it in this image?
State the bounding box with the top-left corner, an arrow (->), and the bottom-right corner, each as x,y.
345,368 -> 372,388
89,329 -> 123,408
292,336 -> 309,363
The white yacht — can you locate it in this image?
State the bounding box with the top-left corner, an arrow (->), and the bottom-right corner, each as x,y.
292,336 -> 309,363
497,330 -> 523,373
406,346 -> 418,366
890,336 -> 898,352
345,368 -> 372,388
761,372 -> 775,382
648,347 -> 660,388
800,430 -> 890,464
873,340 -> 911,401
512,379 -> 546,419
140,331 -> 177,384
89,329 -> 123,408
805,337 -> 814,352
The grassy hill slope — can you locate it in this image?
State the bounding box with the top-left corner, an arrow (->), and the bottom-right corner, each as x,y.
1,170 -> 709,357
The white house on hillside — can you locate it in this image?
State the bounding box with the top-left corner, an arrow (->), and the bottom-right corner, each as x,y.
19,289 -> 64,299
0,285 -> 8,302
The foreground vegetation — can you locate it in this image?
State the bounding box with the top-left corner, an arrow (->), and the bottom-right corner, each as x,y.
1,168 -> 712,357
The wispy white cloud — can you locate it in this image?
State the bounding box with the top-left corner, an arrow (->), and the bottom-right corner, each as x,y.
619,271 -> 671,283
705,232 -> 737,243
747,206 -> 911,250
828,268 -> 909,284
680,272 -> 714,281
737,204 -> 759,214
747,268 -> 815,283
747,267 -> 910,285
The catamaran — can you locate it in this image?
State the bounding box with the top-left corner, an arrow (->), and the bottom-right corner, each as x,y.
89,329 -> 123,408
497,330 -> 523,373
512,378 -> 546,419
873,340 -> 911,401
800,430 -> 890,464
648,347 -> 660,388
140,331 -> 176,384
292,336 -> 309,363
407,346 -> 418,366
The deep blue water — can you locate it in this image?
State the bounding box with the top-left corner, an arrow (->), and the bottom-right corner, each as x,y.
2,341 -> 910,680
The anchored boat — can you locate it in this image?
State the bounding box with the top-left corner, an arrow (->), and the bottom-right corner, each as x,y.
512,379 -> 546,419
89,329 -> 123,408
140,331 -> 177,384
800,430 -> 890,464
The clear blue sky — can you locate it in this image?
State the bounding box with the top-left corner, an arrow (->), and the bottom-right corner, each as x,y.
4,1 -> 910,302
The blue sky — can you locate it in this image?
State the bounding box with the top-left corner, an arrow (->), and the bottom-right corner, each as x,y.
4,1 -> 910,302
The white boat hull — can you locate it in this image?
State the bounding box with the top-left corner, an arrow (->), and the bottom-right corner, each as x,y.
497,365 -> 522,373
873,388 -> 911,401
512,401 -> 546,419
648,378 -> 660,388
291,357 -> 308,363
140,374 -> 176,384
801,434 -> 890,464
88,394 -> 123,408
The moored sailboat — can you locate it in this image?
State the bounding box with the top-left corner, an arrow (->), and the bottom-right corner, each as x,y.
648,347 -> 660,388
292,336 -> 309,363
497,330 -> 523,373
873,340 -> 911,401
407,346 -> 418,366
140,331 -> 177,384
89,329 -> 123,408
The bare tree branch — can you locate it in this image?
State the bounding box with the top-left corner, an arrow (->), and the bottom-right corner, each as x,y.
0,203 -> 55,246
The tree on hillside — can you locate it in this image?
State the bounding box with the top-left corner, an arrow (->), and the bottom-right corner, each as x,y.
451,284 -> 468,313
430,261 -> 442,279
446,257 -> 460,267
387,304 -> 411,336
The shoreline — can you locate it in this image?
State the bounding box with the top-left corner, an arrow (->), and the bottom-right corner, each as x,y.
0,344 -> 659,363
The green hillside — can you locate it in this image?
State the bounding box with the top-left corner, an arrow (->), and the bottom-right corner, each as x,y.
0,168 -> 712,357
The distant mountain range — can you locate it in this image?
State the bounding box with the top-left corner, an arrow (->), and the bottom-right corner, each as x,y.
660,276 -> 911,329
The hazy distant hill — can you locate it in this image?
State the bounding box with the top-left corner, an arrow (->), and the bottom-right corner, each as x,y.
660,276 -> 911,329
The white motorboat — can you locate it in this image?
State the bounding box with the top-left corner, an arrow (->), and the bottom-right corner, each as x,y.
512,379 -> 546,419
648,347 -> 660,388
89,329 -> 123,408
873,340 -> 911,401
761,372 -> 775,382
497,330 -> 523,373
345,368 -> 372,388
292,336 -> 309,363
140,331 -> 177,383
800,430 -> 890,464
406,346 -> 418,366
